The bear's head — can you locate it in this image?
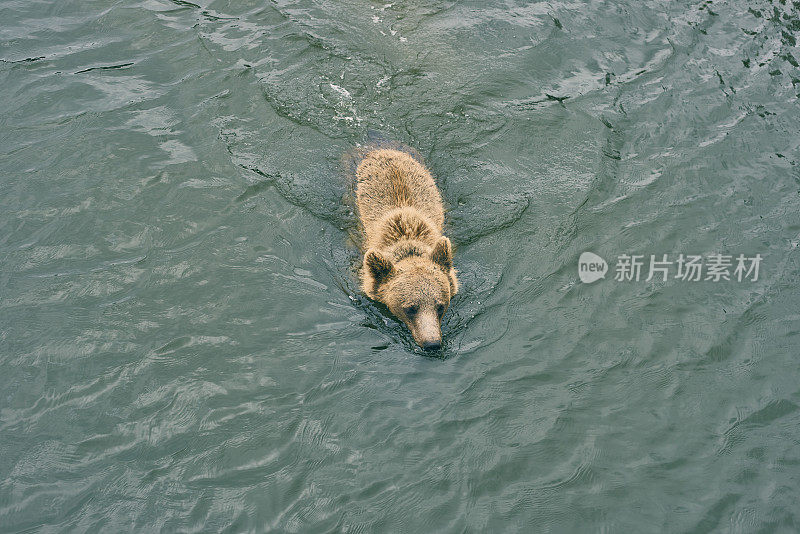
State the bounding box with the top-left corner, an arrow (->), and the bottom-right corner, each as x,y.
364,237 -> 457,351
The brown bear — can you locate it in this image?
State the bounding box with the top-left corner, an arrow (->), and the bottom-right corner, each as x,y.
355,148 -> 458,350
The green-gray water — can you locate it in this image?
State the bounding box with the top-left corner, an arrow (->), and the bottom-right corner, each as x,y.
2,0 -> 799,531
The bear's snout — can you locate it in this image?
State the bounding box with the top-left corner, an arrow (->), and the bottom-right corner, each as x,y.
411,313 -> 442,351
421,340 -> 441,351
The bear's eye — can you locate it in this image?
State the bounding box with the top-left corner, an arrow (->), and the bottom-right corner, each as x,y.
436,304 -> 445,318
403,305 -> 419,318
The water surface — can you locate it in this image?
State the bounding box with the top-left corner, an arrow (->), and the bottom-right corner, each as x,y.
2,0 -> 800,531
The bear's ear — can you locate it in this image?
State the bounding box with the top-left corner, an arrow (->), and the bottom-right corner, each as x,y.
431,237 -> 452,272
365,249 -> 395,286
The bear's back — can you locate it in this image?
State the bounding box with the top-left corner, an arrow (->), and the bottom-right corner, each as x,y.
355,149 -> 444,235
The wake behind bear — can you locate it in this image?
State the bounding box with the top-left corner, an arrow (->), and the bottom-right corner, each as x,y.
355,148 -> 458,351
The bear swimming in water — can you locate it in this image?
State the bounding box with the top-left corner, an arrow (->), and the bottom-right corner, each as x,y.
355,148 -> 458,350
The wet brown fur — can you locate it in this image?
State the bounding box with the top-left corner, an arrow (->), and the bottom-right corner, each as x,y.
355,148 -> 458,348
